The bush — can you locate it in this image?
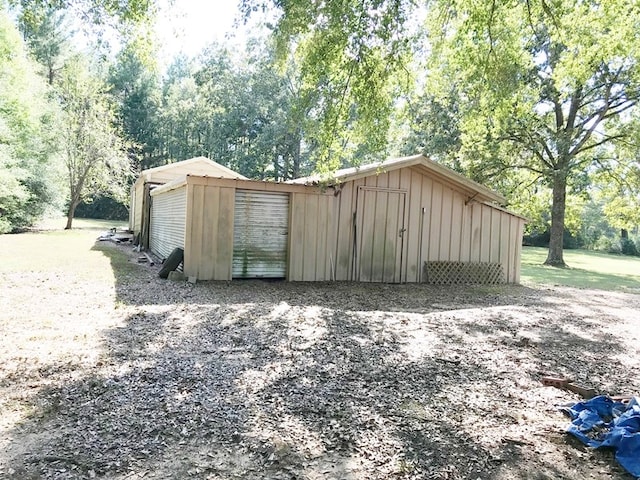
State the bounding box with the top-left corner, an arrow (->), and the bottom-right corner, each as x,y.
74,195 -> 128,220
620,238 -> 638,256
593,236 -> 639,256
522,228 -> 583,249
594,236 -> 619,254
563,229 -> 584,249
522,229 -> 550,247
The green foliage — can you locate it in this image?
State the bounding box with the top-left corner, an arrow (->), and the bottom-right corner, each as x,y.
13,0 -> 155,29
138,40 -> 315,180
75,195 -> 128,220
17,4 -> 71,84
425,0 -> 640,265
242,0 -> 414,170
2,0 -> 154,232
578,200 -> 616,250
602,194 -> 640,232
193,40 -> 312,179
0,6 -> 64,233
56,55 -> 131,228
620,238 -> 638,257
108,32 -> 161,170
592,130 -> 640,232
396,89 -> 463,166
593,236 -> 619,255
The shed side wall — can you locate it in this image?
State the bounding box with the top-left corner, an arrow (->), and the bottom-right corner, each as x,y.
183,183 -> 235,281
288,192 -> 337,281
331,167 -> 524,283
458,203 -> 525,283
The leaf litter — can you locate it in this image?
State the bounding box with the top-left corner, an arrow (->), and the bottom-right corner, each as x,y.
1,241 -> 638,479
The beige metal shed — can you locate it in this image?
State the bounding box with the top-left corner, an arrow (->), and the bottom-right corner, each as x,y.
291,154 -> 526,284
150,176 -> 335,280
149,154 -> 526,284
129,157 -> 246,249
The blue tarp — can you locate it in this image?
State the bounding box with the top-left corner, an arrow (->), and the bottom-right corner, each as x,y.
563,395 -> 640,478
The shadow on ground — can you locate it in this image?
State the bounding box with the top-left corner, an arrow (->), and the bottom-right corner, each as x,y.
2,242 -> 637,479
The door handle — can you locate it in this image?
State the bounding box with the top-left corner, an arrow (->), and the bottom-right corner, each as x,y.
399,228 -> 406,238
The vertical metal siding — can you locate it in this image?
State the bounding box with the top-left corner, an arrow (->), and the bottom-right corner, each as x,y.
184,184 -> 235,281
331,167 -> 525,284
149,186 -> 187,260
288,192 -> 338,282
232,190 -> 289,278
355,187 -> 406,283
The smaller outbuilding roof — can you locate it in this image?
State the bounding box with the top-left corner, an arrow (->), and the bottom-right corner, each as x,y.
290,154 -> 505,205
138,156 -> 247,183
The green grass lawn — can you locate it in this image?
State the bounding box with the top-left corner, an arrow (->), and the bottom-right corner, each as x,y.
4,218 -> 639,293
521,246 -> 640,291
0,217 -> 128,277
33,216 -> 127,231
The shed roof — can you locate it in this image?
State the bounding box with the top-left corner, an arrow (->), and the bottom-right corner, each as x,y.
290,154 -> 505,205
151,173 -> 335,197
138,156 -> 247,183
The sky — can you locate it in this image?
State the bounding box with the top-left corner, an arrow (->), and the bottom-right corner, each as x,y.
155,0 -> 246,62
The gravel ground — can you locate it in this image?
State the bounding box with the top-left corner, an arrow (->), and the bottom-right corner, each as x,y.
1,239 -> 639,480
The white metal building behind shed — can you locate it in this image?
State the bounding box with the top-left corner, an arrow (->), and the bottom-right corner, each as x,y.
129,156 -> 246,249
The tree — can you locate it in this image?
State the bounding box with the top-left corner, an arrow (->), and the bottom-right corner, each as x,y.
194,40 -> 313,179
241,0 -> 414,170
17,4 -> 72,85
0,6 -> 64,233
57,56 -> 130,229
108,32 -> 161,171
148,40 -> 315,180
595,132 -> 640,235
426,0 -> 640,266
158,69 -> 208,163
395,88 -> 463,169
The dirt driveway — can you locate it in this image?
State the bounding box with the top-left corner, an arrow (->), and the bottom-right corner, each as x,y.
1,237 -> 639,479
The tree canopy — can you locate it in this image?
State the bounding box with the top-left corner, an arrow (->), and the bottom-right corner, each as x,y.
241,0 -> 415,171
14,0 -> 154,29
2,0 -> 639,259
425,0 -> 640,265
240,0 -> 640,264
0,6 -> 63,233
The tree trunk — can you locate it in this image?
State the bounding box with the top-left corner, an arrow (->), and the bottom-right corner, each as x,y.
273,152 -> 281,181
65,202 -> 78,230
544,169 -> 568,267
292,129 -> 301,179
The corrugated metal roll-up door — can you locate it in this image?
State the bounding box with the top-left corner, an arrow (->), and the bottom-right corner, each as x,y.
233,190 -> 289,278
149,186 -> 187,260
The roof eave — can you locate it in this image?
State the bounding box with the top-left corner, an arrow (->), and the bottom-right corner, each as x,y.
291,154 -> 506,205
139,156 -> 248,180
